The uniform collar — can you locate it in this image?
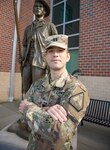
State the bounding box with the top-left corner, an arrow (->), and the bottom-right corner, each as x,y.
51,71 -> 69,87
42,71 -> 69,88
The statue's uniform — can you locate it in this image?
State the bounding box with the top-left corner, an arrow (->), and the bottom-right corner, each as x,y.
22,19 -> 58,93
24,73 -> 90,150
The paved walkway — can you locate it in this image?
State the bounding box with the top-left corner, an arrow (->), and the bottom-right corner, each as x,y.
78,121 -> 110,150
0,101 -> 21,130
0,101 -> 110,150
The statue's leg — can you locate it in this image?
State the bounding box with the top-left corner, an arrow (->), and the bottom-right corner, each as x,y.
32,66 -> 46,83
7,118 -> 30,141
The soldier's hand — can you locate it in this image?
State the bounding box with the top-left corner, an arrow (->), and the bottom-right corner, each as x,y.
19,99 -> 32,113
47,104 -> 67,123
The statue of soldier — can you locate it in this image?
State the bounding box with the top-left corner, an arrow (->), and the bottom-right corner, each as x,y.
20,0 -> 58,96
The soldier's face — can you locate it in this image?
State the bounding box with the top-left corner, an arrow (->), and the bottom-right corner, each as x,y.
33,2 -> 46,17
46,47 -> 70,71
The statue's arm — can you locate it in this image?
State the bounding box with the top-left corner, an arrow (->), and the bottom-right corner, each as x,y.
49,23 -> 58,35
18,27 -> 28,64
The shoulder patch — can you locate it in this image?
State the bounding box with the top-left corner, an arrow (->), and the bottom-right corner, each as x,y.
69,92 -> 84,112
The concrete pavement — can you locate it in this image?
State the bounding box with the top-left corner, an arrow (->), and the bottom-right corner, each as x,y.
0,101 -> 110,150
78,121 -> 110,150
0,101 -> 21,130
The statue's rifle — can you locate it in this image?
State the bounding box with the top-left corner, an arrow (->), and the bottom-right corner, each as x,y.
13,0 -> 23,99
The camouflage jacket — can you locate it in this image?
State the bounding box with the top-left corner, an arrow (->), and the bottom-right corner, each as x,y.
24,73 -> 90,150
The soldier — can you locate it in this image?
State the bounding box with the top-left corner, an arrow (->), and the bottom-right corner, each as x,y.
19,0 -> 58,95
19,34 -> 90,150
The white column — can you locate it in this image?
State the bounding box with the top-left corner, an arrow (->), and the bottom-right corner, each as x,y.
8,0 -> 21,102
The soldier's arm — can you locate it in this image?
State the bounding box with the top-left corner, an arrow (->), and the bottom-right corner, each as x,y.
19,82 -> 37,113
22,102 -> 76,149
19,85 -> 89,149
23,79 -> 90,129
19,79 -> 89,149
65,81 -> 90,126
26,83 -> 89,126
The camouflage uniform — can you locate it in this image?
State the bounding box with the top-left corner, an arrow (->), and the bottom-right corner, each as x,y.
24,72 -> 90,150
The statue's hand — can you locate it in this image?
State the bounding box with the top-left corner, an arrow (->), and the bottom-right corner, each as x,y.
18,56 -> 24,64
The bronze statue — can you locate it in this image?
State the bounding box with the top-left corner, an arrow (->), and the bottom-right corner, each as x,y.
19,0 -> 58,95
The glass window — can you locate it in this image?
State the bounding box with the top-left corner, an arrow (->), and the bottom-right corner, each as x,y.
66,0 -> 80,21
66,50 -> 79,74
52,3 -> 64,25
53,0 -> 62,5
56,26 -> 63,34
65,21 -> 79,35
68,36 -> 79,48
66,4 -> 73,22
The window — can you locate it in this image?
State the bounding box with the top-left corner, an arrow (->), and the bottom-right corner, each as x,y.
52,0 -> 80,74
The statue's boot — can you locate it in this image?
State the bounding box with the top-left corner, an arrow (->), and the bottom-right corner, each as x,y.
7,121 -> 19,133
7,121 -> 30,141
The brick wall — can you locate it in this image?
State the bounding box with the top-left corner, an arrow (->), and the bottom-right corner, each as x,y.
0,0 -> 35,73
0,1 -> 14,72
79,0 -> 110,77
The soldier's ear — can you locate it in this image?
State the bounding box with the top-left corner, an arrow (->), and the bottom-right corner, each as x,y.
67,52 -> 70,62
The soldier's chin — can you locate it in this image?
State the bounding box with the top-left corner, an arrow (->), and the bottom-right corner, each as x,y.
51,67 -> 62,71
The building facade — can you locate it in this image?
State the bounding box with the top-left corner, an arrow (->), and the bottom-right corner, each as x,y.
0,0 -> 110,102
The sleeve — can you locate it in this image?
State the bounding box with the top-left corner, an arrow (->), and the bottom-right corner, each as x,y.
22,26 -> 28,47
22,25 -> 31,59
65,81 -> 90,125
25,79 -> 43,102
25,105 -> 75,148
25,83 -> 35,102
21,28 -> 27,59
